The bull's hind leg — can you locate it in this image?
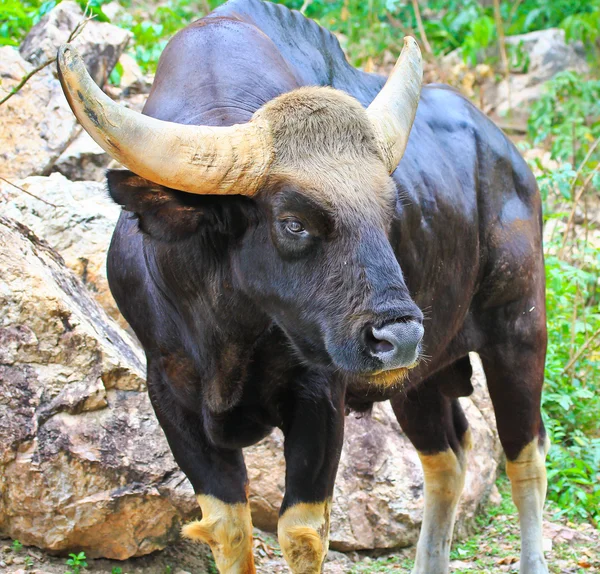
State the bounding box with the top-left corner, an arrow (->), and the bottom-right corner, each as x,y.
278,373 -> 345,574
481,324 -> 549,574
391,358 -> 473,574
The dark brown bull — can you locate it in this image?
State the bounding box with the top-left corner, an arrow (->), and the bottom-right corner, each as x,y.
57,1 -> 548,573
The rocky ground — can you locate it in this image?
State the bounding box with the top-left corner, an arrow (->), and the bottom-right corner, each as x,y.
1,477 -> 598,574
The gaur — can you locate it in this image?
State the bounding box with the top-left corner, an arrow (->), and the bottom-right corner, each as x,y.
57,1 -> 549,572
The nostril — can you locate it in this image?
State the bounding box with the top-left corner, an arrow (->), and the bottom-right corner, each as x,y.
364,326 -> 395,355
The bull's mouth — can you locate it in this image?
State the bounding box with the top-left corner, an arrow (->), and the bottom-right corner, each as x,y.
368,367 -> 410,388
365,364 -> 414,387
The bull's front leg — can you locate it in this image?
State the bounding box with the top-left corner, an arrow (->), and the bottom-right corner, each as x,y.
183,495 -> 254,573
146,362 -> 256,574
278,374 -> 345,574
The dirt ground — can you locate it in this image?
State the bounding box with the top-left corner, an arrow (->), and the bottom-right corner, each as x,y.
1,476 -> 598,574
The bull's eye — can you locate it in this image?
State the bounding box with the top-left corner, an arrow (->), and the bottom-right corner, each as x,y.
284,218 -> 306,234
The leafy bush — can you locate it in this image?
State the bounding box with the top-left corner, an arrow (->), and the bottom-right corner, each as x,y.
112,0 -> 216,72
0,0 -> 53,46
544,246 -> 600,524
526,110 -> 600,523
529,71 -> 600,167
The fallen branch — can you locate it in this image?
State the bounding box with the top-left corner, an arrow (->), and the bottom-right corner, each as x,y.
493,0 -> 511,112
562,327 -> 600,375
0,59 -> 56,106
300,0 -> 313,14
559,161 -> 600,258
0,176 -> 59,208
411,0 -> 433,55
0,9 -> 94,107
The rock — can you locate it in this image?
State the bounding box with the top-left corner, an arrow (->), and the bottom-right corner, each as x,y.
0,0 -> 131,180
245,358 -> 501,550
0,46 -> 79,180
52,131 -> 110,182
505,28 -> 588,80
0,173 -> 125,327
20,1 -> 131,87
0,216 -> 197,559
442,28 -> 588,121
116,52 -> 150,95
102,1 -> 125,21
485,28 -> 588,119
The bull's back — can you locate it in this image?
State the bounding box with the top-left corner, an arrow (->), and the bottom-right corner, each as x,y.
111,0 -> 542,365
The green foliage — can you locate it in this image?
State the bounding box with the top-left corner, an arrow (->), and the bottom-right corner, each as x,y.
528,72 -> 600,167
524,129 -> 600,525
0,0 -> 113,47
24,556 -> 34,570
65,551 -> 88,574
543,243 -> 600,525
109,60 -> 123,86
112,0 -> 221,72
111,567 -> 123,574
11,539 -> 23,552
0,0 -> 54,46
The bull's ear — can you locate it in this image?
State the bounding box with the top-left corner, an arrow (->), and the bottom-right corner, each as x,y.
106,169 -> 208,242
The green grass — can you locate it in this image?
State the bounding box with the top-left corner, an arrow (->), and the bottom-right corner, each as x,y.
350,476 -> 599,573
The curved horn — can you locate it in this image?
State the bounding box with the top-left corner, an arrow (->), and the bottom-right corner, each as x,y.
57,45 -> 273,195
367,36 -> 423,173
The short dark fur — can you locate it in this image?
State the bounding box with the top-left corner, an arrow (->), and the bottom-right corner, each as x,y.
106,0 -> 546,526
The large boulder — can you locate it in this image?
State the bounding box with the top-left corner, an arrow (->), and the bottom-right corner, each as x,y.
0,2 -> 130,180
19,1 -> 131,87
0,47 -> 79,180
0,216 -> 197,559
0,173 -> 123,326
52,131 -> 111,182
246,358 -> 500,550
485,28 -> 588,118
442,28 -> 588,123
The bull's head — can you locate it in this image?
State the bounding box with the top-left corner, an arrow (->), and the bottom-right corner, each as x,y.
57,39 -> 424,387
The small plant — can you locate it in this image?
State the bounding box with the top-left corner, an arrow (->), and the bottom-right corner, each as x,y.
11,539 -> 23,553
164,565 -> 173,574
65,551 -> 88,574
24,556 -> 34,570
111,567 -> 123,574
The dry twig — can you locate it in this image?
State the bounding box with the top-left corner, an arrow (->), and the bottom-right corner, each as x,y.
559,161 -> 600,258
493,0 -> 511,112
411,0 -> 433,55
0,9 -> 94,107
0,176 -> 59,208
562,327 -> 600,375
300,0 -> 313,15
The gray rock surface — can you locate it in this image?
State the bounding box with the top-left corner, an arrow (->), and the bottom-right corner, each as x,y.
0,216 -> 197,559
20,1 -> 131,87
0,46 -> 79,180
0,2 -> 130,180
485,28 -> 589,117
52,131 -> 111,182
442,28 -> 589,121
0,173 -> 124,326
